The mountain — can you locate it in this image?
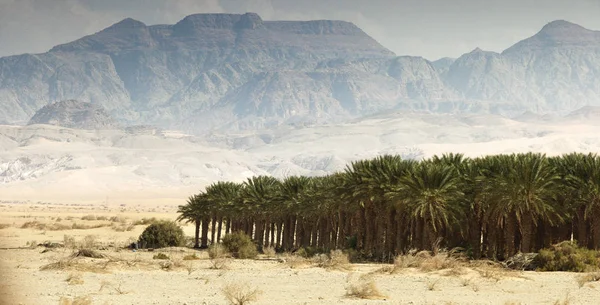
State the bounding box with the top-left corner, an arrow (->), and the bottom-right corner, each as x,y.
1,15 -> 600,132
28,100 -> 117,129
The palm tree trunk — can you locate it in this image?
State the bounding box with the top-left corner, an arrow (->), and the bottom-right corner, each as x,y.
210,215 -> 217,245
520,213 -> 534,253
216,217 -> 223,243
276,221 -> 283,248
194,219 -> 201,249
576,207 -> 587,246
256,218 -> 265,251
270,222 -> 276,248
386,209 -> 396,260
505,215 -> 517,257
201,217 -> 210,249
264,218 -> 271,248
592,209 -> 600,250
337,210 -> 345,248
225,218 -> 231,235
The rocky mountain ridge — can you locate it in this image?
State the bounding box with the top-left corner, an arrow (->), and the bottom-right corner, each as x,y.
0,15 -> 599,133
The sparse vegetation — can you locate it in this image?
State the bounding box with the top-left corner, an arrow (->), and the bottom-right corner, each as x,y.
426,278 -> 440,291
58,295 -> 92,305
0,223 -> 10,229
66,273 -> 84,285
313,250 -> 352,271
262,246 -> 276,257
153,253 -> 170,260
345,274 -> 387,300
534,241 -> 600,272
221,282 -> 262,305
222,232 -> 258,259
132,217 -> 158,226
183,253 -> 200,260
576,272 -> 600,288
138,220 -> 185,249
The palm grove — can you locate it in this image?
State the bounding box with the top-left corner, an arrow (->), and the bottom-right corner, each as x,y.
177,152 -> 600,261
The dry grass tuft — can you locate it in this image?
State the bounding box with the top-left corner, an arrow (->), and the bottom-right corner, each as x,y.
72,249 -> 105,259
58,295 -> 92,305
313,250 -> 352,271
221,282 -> 262,305
262,246 -> 276,258
576,272 -> 600,288
553,293 -> 572,305
345,274 -> 387,300
0,223 -> 10,229
183,253 -> 200,260
426,278 -> 440,291
282,254 -> 310,269
209,244 -> 232,270
66,273 -> 84,285
387,249 -> 462,274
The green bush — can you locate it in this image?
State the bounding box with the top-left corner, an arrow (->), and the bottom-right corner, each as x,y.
534,241 -> 600,272
221,232 -> 258,259
138,220 -> 185,249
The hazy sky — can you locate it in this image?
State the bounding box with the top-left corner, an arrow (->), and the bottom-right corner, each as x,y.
1,0 -> 599,60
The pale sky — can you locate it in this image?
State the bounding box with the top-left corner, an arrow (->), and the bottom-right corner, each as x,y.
1,0 -> 599,60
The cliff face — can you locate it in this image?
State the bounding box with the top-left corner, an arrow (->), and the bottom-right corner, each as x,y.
1,15 -> 600,132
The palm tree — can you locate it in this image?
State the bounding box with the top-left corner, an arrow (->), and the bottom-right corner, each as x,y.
389,161 -> 464,251
486,153 -> 563,255
205,181 -> 243,242
177,193 -> 211,248
240,175 -> 280,251
564,153 -> 600,249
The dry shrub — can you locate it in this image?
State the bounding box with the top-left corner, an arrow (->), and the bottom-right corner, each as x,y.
209,244 -> 229,259
282,254 -> 310,269
345,274 -> 387,300
21,221 -> 106,231
110,222 -> 134,232
221,282 -> 262,305
80,235 -> 99,249
209,245 -> 232,269
132,217 -> 157,226
153,253 -> 169,260
0,223 -> 10,229
72,249 -> 105,259
64,235 -> 76,249
66,273 -> 84,285
313,250 -> 352,271
263,246 -> 276,258
426,278 -> 440,291
390,249 -> 461,273
183,253 -> 200,260
58,295 -> 92,305
576,272 -> 600,288
553,293 -> 572,305
81,215 -> 97,221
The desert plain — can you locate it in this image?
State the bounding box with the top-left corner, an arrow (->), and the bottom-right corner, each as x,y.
0,200 -> 598,305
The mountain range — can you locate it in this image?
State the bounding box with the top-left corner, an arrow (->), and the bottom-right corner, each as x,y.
1,14 -> 600,132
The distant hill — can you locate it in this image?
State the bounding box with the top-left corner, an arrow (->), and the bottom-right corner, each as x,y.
28,100 -> 117,129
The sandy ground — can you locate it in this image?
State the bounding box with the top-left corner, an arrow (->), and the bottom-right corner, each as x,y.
1,202 -> 599,305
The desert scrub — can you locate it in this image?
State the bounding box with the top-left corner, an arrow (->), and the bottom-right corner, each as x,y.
534,241 -> 600,272
153,253 -> 170,260
345,274 -> 386,300
222,232 -> 258,259
314,250 -> 352,271
221,282 -> 262,305
137,220 -> 185,249
183,253 -> 200,260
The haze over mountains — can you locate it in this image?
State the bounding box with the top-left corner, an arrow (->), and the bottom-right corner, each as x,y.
2,13 -> 600,203
1,13 -> 600,132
